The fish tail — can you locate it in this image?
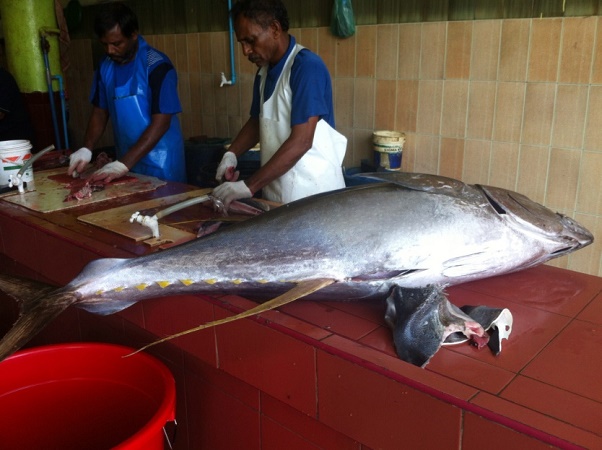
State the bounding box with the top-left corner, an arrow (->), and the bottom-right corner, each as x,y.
0,274 -> 78,361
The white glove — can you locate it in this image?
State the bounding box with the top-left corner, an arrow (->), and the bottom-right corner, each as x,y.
215,151 -> 239,182
90,160 -> 129,183
212,180 -> 252,208
68,147 -> 92,177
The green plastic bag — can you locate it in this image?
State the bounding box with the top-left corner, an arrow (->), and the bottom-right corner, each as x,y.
331,0 -> 355,38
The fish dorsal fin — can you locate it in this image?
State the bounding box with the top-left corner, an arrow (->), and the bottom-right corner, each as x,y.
128,278 -> 336,356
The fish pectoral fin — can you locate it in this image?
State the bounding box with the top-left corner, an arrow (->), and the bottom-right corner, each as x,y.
127,278 -> 337,356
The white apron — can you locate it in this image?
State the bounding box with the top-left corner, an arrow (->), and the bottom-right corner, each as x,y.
258,44 -> 347,204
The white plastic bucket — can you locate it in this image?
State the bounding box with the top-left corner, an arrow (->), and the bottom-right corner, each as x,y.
373,131 -> 405,170
0,140 -> 33,187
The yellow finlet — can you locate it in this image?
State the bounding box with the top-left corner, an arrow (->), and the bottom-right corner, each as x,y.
157,281 -> 171,288
128,278 -> 336,356
180,279 -> 194,286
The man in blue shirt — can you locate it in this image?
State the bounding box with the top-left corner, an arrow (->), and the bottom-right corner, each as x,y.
68,2 -> 186,183
213,0 -> 347,206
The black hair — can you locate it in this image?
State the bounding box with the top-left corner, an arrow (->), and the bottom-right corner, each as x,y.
94,2 -> 139,38
230,0 -> 289,32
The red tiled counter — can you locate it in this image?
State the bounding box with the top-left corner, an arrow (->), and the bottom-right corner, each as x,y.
0,184 -> 600,450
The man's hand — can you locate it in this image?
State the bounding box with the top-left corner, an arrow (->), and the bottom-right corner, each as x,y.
89,161 -> 129,183
212,180 -> 252,208
68,147 -> 93,177
215,151 -> 239,182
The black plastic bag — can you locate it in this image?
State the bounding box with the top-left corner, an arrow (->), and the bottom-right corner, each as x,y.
331,0 -> 355,38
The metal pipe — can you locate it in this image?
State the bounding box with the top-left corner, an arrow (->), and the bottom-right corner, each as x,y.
41,34 -> 61,149
221,0 -> 237,87
52,74 -> 69,149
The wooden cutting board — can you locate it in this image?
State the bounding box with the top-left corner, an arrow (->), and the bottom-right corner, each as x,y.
77,189 -> 211,246
0,167 -> 166,213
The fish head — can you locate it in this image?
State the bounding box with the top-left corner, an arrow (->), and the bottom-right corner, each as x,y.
479,184 -> 594,263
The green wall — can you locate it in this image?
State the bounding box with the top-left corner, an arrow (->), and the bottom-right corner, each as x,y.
66,0 -> 602,39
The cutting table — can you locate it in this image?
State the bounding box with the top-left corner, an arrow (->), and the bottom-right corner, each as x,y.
0,166 -> 600,449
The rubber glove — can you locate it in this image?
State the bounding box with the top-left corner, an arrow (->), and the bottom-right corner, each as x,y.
215,151 -> 239,182
212,180 -> 252,208
90,161 -> 129,183
68,147 -> 92,177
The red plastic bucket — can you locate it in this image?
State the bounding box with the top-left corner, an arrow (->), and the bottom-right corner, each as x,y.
0,343 -> 176,450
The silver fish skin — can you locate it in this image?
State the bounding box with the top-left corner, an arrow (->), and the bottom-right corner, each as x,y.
0,174 -> 594,364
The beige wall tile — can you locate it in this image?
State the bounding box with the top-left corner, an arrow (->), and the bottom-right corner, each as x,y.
591,17 -> 602,84
352,128 -> 374,166
499,20 -> 529,82
376,24 -> 399,80
412,134 -> 440,174
199,33 -> 213,74
210,32 -> 228,75
577,152 -> 602,214
355,26 -> 376,78
462,139 -> 491,184
559,17 -> 596,84
517,145 -> 550,204
552,84 -> 587,149
317,27 -> 337,76
398,23 -> 421,80
298,28 -> 318,51
336,33 -> 356,77
225,82 -> 241,117
186,34 -> 200,74
395,80 -> 419,133
353,77 -> 375,129
174,34 -> 188,73
416,80 -> 443,134
162,35 -> 177,64
546,147 -> 581,211
467,81 -> 496,140
528,19 -> 561,82
493,82 -> 525,143
439,137 -> 465,179
470,20 -> 500,81
375,80 -> 397,131
401,133 -> 415,171
420,22 -> 446,80
335,77 -> 355,129
441,80 -> 469,137
522,82 -> 555,146
445,21 -> 472,80
584,85 -> 602,151
490,142 -> 519,189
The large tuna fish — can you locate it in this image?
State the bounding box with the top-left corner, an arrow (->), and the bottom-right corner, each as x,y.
0,173 -> 593,366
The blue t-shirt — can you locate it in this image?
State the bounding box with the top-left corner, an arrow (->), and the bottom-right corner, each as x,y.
91,44 -> 182,115
250,36 -> 335,128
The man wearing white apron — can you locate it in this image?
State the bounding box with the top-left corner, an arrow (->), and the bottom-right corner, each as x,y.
213,0 -> 346,206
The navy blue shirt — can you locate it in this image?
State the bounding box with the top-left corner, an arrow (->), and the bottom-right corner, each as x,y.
250,36 -> 335,128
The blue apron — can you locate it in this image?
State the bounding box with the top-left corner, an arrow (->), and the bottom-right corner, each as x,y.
99,37 -> 186,182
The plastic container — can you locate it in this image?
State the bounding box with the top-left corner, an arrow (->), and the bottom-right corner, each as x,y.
0,343 -> 176,450
0,139 -> 33,187
372,131 -> 405,170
